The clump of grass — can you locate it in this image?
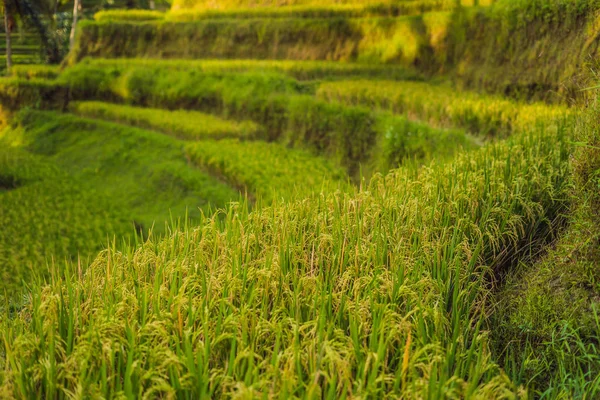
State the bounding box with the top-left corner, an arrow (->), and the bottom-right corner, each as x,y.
185,139 -> 348,202
69,101 -> 262,140
0,116 -> 573,397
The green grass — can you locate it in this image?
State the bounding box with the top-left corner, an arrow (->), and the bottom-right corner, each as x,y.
172,0 -> 407,9
186,139 -> 348,202
3,109 -> 240,234
60,63 -> 305,103
74,57 -> 423,81
0,78 -> 68,112
71,1 -> 600,102
59,63 -> 473,176
0,115 -> 572,397
67,15 -> 449,70
370,113 -> 476,174
493,97 -> 600,398
0,54 -> 42,77
0,146 -> 134,295
317,79 -> 572,136
10,65 -> 61,80
69,101 -> 263,140
0,1 -> 596,394
165,1 -> 479,20
94,9 -> 166,22
441,0 -> 600,102
171,0 -> 492,11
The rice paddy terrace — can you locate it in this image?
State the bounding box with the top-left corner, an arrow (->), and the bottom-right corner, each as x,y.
0,0 -> 599,398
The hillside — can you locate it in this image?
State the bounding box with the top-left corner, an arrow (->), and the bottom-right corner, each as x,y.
0,0 -> 599,398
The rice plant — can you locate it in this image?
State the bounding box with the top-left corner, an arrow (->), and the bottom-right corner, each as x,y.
317,79 -> 573,136
69,101 -> 262,140
0,118 -> 573,398
185,139 -> 348,202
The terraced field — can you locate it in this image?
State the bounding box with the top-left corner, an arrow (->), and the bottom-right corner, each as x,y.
0,0 -> 599,398
0,31 -> 41,75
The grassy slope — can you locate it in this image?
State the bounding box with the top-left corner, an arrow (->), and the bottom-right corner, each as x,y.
0,78 -> 68,113
0,108 -> 242,293
185,139 -> 348,202
59,63 -> 474,176
0,117 -> 572,397
168,0 -> 492,13
67,15 -> 448,69
71,0 -> 600,102
0,104 -> 352,295
94,2 -> 477,22
445,0 -> 600,102
5,110 -> 239,231
494,99 -> 600,397
61,61 -> 569,140
10,65 -> 61,80
69,101 -> 262,140
73,57 -> 424,81
0,147 -> 133,295
0,1 -> 595,396
317,79 -> 572,136
68,102 -> 350,202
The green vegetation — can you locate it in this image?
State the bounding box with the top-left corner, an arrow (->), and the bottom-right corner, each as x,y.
3,109 -> 240,232
0,117 -> 572,397
10,64 -> 61,80
67,15 -> 448,68
166,1 -> 486,21
0,146 -> 133,295
442,0 -> 600,102
186,139 -> 348,202
370,114 -> 475,173
60,63 -> 304,103
94,9 -> 166,22
317,79 -> 572,136
0,107 -> 249,292
171,0 -> 491,11
69,101 -> 262,140
0,78 -> 67,112
59,62 -> 472,175
72,0 -> 600,101
0,32 -> 42,76
1,0 -> 598,397
493,99 -> 600,397
74,57 -> 423,81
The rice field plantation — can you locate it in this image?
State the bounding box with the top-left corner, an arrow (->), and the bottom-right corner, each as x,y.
69,101 -> 263,140
1,0 -> 599,398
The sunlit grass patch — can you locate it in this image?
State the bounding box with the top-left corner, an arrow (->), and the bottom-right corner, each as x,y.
317,79 -> 573,136
4,110 -> 240,233
74,57 -> 423,81
69,101 -> 262,140
186,139 -> 348,202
